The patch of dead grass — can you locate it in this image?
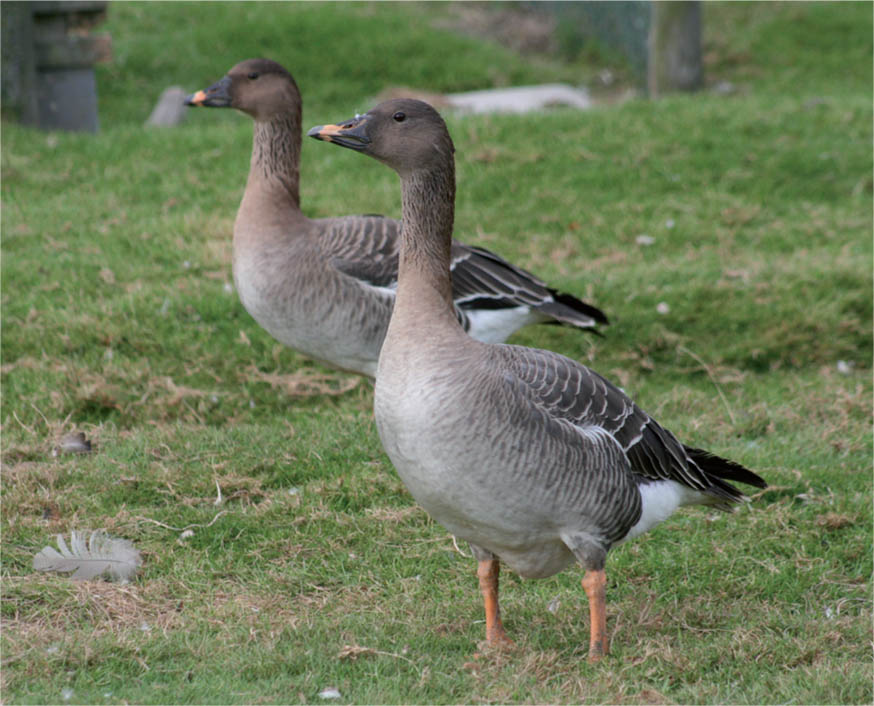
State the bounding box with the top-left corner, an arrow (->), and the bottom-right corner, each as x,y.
242,365 -> 360,399
2,577 -> 186,651
364,505 -> 425,524
815,512 -> 857,530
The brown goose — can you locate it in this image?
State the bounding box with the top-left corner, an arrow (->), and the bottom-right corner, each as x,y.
308,99 -> 766,660
185,59 -> 607,377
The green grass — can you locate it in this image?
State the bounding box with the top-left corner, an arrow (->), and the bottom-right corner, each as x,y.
2,1 -> 872,703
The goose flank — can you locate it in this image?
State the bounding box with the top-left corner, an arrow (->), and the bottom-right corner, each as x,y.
186,59 -> 608,378
308,99 -> 767,661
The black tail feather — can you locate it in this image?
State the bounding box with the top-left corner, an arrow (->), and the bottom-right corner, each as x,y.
548,289 -> 610,326
685,445 -> 768,491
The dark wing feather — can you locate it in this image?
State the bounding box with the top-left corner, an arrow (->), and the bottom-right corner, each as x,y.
450,244 -> 608,328
497,345 -> 765,504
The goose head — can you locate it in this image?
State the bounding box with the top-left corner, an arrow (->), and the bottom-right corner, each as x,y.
307,99 -> 455,176
186,58 -> 301,121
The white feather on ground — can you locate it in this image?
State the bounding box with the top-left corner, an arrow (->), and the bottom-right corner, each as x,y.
33,530 -> 142,582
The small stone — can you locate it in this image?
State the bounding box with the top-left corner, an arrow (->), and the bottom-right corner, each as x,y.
635,234 -> 655,246
61,688 -> 74,701
836,360 -> 854,375
547,597 -> 561,614
56,431 -> 93,455
318,687 -> 341,700
146,86 -> 189,127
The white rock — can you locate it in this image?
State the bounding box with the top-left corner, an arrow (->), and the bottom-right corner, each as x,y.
146,86 -> 189,127
836,360 -> 854,375
447,84 -> 591,115
547,597 -> 561,614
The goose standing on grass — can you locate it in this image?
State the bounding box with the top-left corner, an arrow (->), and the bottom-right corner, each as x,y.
308,99 -> 767,661
185,59 -> 607,378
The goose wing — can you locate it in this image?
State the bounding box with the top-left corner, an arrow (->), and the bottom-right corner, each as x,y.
450,244 -> 608,328
319,215 -> 401,289
319,216 -> 606,330
497,345 -> 765,503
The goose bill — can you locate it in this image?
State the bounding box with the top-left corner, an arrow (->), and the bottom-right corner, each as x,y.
307,120 -> 370,151
186,76 -> 232,107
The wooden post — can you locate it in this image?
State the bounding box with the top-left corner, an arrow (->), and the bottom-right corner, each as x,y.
1,2 -> 39,125
648,1 -> 702,98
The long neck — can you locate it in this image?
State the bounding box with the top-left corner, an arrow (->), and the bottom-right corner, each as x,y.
393,164 -> 459,330
245,109 -> 302,210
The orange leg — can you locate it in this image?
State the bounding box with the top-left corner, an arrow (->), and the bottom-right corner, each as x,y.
477,558 -> 514,647
582,569 -> 609,662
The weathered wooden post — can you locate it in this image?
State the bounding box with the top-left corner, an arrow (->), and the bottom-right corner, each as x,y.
1,2 -> 39,125
523,1 -> 701,99
647,1 -> 702,98
1,1 -> 111,132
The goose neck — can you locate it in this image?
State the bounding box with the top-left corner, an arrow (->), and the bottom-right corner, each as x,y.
247,112 -> 302,208
394,166 -> 457,322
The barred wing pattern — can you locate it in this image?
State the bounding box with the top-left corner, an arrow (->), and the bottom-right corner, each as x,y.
321,215 -> 400,289
498,345 -> 766,509
319,215 -> 607,332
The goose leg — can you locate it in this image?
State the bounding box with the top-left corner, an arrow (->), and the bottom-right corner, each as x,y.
476,558 -> 514,646
581,569 -> 608,662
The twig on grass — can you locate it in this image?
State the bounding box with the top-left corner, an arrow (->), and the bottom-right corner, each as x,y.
135,510 -> 229,533
11,411 -> 35,435
451,535 -> 471,558
337,644 -> 422,677
29,402 -> 51,430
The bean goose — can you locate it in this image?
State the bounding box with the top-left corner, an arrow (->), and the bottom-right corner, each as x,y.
308,100 -> 767,660
185,59 -> 607,378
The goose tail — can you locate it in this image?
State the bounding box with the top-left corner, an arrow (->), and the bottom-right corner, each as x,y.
538,289 -> 610,330
685,445 -> 767,508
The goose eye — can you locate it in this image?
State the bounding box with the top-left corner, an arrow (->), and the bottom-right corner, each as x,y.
247,72 -> 260,80
392,111 -> 406,123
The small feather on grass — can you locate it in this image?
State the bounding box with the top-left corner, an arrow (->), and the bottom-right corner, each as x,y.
33,530 -> 142,582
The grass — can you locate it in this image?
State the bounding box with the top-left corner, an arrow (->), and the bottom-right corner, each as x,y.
2,1 -> 872,703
